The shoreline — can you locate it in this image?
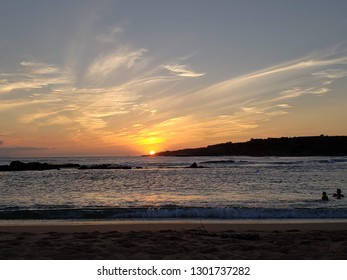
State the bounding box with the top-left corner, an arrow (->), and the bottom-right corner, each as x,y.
1,220 -> 347,259
2,219 -> 347,233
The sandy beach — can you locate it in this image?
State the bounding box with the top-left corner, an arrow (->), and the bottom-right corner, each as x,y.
1,220 -> 347,260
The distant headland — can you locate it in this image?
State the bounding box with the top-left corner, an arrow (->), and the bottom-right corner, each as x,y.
154,135 -> 347,157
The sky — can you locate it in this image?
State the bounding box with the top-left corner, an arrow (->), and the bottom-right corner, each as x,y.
1,0 -> 347,156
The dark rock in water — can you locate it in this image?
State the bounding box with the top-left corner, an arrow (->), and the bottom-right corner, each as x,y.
9,161 -> 27,171
0,161 -> 81,171
79,164 -> 132,170
0,160 -> 136,172
187,162 -> 205,168
9,161 -> 49,171
79,164 -> 111,170
58,163 -> 81,169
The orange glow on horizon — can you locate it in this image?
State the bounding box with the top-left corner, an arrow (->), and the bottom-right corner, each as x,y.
149,150 -> 156,155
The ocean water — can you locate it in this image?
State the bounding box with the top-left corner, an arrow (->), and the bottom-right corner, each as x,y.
0,156 -> 346,221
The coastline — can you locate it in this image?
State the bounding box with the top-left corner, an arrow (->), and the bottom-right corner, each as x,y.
2,219 -> 347,232
1,219 -> 347,259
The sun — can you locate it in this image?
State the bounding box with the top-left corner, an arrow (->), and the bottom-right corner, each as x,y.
149,150 -> 156,155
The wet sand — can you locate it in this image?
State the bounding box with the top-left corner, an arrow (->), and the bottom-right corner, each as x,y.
1,220 -> 347,259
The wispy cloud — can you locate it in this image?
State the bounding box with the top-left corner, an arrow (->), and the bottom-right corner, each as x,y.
0,61 -> 72,94
276,104 -> 292,108
87,47 -> 147,80
0,99 -> 62,112
163,64 -> 205,77
0,80 -> 45,93
20,61 -> 61,75
197,53 -> 347,99
312,69 -> 347,79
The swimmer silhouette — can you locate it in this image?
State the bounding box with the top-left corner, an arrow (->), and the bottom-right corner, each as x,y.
333,189 -> 344,199
322,192 -> 329,201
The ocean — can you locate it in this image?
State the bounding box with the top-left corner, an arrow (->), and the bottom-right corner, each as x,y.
0,156 -> 346,222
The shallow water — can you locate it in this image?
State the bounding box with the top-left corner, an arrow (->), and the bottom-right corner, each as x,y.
0,156 -> 346,220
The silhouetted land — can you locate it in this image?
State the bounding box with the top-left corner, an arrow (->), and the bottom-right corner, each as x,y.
155,136 -> 347,157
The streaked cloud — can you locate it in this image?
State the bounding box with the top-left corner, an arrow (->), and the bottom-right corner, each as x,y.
0,80 -> 45,93
196,50 -> 347,99
0,99 -> 62,111
277,84 -> 331,101
163,64 -> 205,77
0,61 -> 72,94
87,47 -> 147,80
276,104 -> 292,108
312,69 -> 347,79
20,61 -> 61,75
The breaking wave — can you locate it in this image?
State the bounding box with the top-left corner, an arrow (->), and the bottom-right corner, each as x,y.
1,206 -> 347,220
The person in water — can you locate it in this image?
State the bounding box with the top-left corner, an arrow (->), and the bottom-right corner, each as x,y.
322,192 -> 329,201
333,188 -> 344,199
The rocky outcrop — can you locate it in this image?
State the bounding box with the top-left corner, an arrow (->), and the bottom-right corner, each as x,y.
0,161 -> 142,172
78,164 -> 133,170
187,162 -> 205,168
0,161 -> 80,171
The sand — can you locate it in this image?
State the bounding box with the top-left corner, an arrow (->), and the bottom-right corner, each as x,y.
1,220 -> 347,260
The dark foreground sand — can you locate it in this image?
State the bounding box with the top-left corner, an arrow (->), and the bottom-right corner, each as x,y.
1,221 -> 347,259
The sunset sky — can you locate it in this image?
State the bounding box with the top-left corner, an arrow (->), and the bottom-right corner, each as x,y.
1,0 -> 347,156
